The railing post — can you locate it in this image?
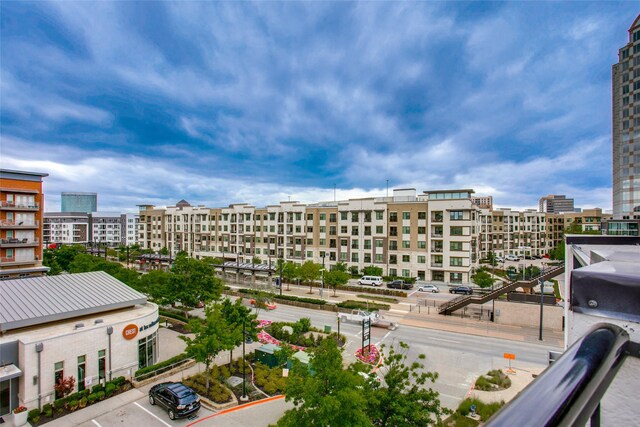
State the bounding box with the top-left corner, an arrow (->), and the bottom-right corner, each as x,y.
590,404 -> 600,427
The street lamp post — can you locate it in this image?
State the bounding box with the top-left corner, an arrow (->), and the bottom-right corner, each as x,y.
279,259 -> 283,297
539,278 -> 544,341
241,318 -> 248,401
320,253 -> 326,299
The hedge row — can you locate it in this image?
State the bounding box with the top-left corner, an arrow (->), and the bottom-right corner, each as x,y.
237,288 -> 327,305
159,309 -> 189,323
134,353 -> 191,380
337,300 -> 390,311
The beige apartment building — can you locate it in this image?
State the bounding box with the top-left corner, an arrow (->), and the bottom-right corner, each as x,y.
138,189 -> 481,284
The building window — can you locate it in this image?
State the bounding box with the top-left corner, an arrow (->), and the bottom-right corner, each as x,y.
402,255 -> 410,262
341,212 -> 348,221
450,226 -> 464,236
417,241 -> 426,249
450,211 -> 464,220
389,255 -> 397,265
417,227 -> 426,234
351,253 -> 359,262
330,213 -> 336,222
450,257 -> 463,267
418,212 -> 426,220
389,212 -> 397,222
450,241 -> 463,251
320,213 -> 326,221
376,225 -> 383,234
450,272 -> 463,283
389,268 -> 397,276
402,269 -> 410,277
417,255 -> 426,263
138,332 -> 158,369
375,211 -> 384,220
402,226 -> 411,234
78,355 -> 86,392
54,361 -> 64,399
375,254 -> 384,263
402,240 -> 410,249
402,212 -> 410,220
98,350 -> 106,385
375,239 -> 383,248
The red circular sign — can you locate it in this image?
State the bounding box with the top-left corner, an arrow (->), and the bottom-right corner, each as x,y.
122,324 -> 139,340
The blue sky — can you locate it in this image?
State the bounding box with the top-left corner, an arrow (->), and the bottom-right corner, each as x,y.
1,2 -> 637,212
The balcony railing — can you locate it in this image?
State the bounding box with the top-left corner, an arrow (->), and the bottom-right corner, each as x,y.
0,256 -> 36,265
431,247 -> 443,253
431,233 -> 443,238
0,220 -> 40,228
0,201 -> 39,210
0,238 -> 40,247
486,323 -> 634,427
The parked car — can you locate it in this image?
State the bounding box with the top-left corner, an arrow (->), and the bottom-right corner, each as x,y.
495,256 -> 505,263
505,254 -> 520,261
449,285 -> 473,295
387,280 -> 413,290
417,284 -> 440,293
250,299 -> 277,310
358,276 -> 384,286
149,382 -> 200,420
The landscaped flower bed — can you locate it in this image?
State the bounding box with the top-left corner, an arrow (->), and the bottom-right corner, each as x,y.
257,330 -> 306,351
356,344 -> 381,365
27,377 -> 132,426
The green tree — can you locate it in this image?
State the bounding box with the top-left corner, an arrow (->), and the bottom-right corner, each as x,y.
471,269 -> 495,289
282,261 -> 299,290
275,339 -> 371,427
550,240 -> 565,261
220,298 -> 257,364
159,247 -> 170,255
51,245 -> 85,272
298,261 -> 322,294
170,255 -> 223,317
180,303 -> 234,393
139,270 -> 173,304
348,266 -> 360,276
362,265 -> 383,276
365,342 -> 447,426
324,270 -> 350,296
252,256 -> 262,265
333,261 -> 348,272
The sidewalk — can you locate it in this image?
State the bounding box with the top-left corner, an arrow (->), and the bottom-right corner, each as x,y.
400,310 -> 564,348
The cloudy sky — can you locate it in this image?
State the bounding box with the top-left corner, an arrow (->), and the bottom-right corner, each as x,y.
1,2 -> 637,212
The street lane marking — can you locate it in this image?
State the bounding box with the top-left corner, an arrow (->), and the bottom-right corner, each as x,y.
92,420 -> 104,427
133,401 -> 172,427
376,331 -> 391,346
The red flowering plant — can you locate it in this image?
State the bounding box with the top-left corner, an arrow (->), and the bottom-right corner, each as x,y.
13,406 -> 27,414
355,344 -> 381,365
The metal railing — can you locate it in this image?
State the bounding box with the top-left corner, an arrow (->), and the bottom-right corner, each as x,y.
487,323 -> 635,427
438,264 -> 564,314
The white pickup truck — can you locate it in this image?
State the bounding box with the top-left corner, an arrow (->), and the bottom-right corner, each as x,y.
338,310 -> 381,325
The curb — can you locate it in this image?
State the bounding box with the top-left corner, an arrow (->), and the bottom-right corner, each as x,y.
186,395 -> 285,426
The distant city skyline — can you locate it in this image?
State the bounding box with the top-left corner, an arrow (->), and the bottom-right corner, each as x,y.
1,2 -> 636,212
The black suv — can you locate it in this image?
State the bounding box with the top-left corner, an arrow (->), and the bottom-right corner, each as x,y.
387,280 -> 413,290
149,382 -> 200,420
449,285 -> 473,295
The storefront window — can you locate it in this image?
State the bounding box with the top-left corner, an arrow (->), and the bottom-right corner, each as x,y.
138,332 -> 157,369
77,356 -> 86,392
54,362 -> 64,399
98,350 -> 106,384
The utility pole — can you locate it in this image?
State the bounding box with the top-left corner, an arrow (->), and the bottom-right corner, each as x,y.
279,258 -> 283,297
539,278 -> 544,341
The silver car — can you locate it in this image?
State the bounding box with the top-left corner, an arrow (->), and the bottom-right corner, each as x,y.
418,284 -> 440,293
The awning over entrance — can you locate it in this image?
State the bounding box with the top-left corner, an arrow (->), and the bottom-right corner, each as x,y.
0,364 -> 22,382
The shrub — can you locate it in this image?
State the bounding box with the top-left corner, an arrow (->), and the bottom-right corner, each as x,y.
68,400 -> 79,411
337,300 -> 390,311
105,382 -> 116,396
475,376 -> 493,391
88,393 -> 98,404
297,317 -> 311,333
43,403 -> 53,418
478,401 -> 504,421
159,310 -> 189,323
113,376 -> 126,387
53,398 -> 66,411
134,353 -> 190,380
92,384 -> 104,394
97,391 -> 105,401
79,397 -> 88,408
28,408 -> 41,423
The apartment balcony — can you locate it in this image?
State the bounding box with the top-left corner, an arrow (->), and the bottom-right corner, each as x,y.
0,201 -> 40,211
431,215 -> 443,222
430,262 -> 443,268
0,256 -> 37,266
431,247 -> 443,253
0,237 -> 39,248
431,233 -> 443,238
0,220 -> 39,229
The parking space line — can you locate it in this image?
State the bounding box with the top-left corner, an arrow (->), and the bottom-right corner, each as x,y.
92,420 -> 104,427
133,401 -> 172,427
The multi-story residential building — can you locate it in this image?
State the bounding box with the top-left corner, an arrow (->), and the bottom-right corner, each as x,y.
612,14 -> 640,219
471,195 -> 493,209
138,189 -> 481,283
539,194 -> 575,214
479,208 -> 548,259
43,212 -> 138,247
61,192 -> 97,213
43,212 -> 90,245
0,169 -> 49,278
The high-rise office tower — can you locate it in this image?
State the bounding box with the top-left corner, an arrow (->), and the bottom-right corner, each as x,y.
61,192 -> 97,213
613,15 -> 640,219
538,194 -> 575,214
